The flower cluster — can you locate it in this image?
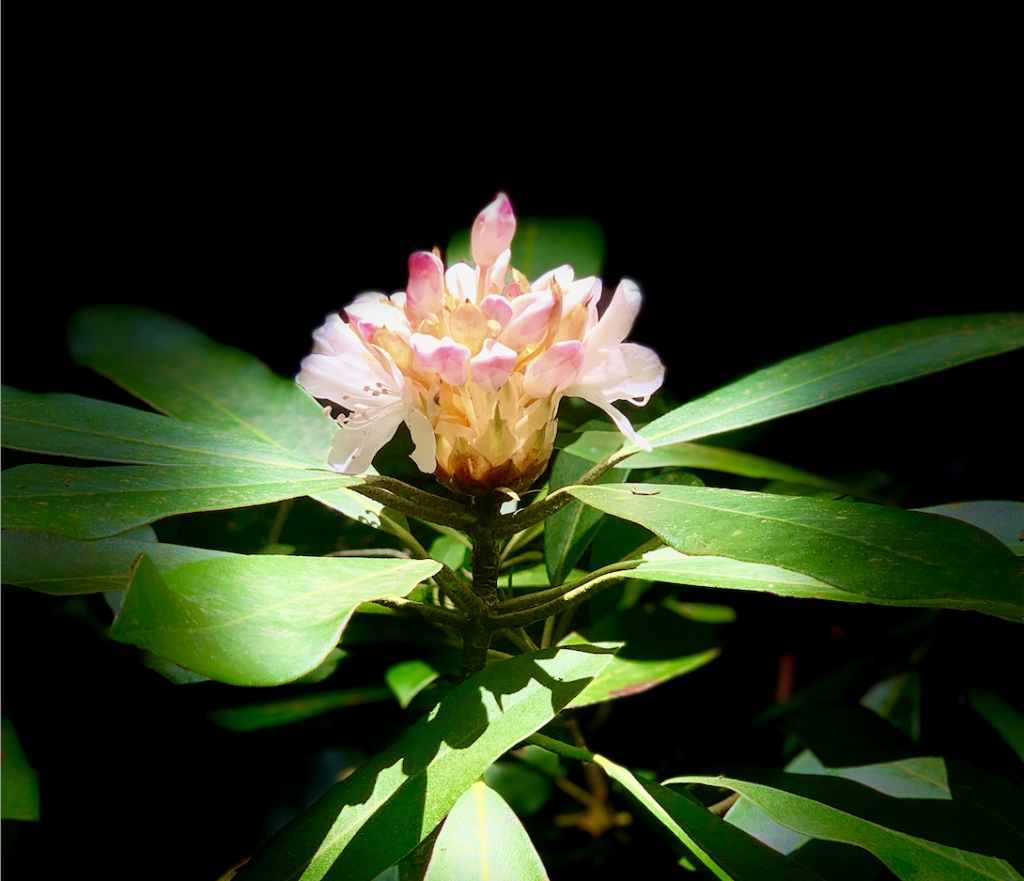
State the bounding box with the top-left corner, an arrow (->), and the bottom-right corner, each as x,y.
297,194 -> 664,496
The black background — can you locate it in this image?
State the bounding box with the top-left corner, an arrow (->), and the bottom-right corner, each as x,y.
4,13 -> 1022,880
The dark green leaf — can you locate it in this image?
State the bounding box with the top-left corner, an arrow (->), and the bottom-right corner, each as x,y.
967,689 -> 1024,761
241,644 -> 617,881
635,314 -> 1024,454
2,463 -> 361,539
208,687 -> 393,732
917,502 -> 1024,556
566,485 -> 1024,619
1,715 -> 40,821
421,781 -> 548,881
110,553 -> 441,686
482,761 -> 553,816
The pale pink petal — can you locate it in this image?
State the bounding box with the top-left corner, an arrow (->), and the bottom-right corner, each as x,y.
445,262 -> 478,303
584,279 -> 642,351
471,193 -> 516,268
344,293 -> 412,343
297,316 -> 401,407
327,397 -> 411,473
411,333 -> 471,385
480,294 -> 513,328
522,340 -> 585,397
407,251 -> 445,316
470,339 -> 518,392
530,264 -> 575,292
502,289 -> 555,351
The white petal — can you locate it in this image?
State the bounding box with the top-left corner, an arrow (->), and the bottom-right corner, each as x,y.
327,400 -> 410,474
405,406 -> 438,473
585,279 -> 642,352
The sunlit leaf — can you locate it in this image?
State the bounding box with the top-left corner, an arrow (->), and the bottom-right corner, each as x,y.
567,485 -> 1024,620
209,687 -> 393,732
1,386 -> 318,467
669,770 -> 1023,881
385,659 -> 440,709
241,643 -> 617,881
446,215 -> 605,279
2,463 -> 361,539
110,553 -> 441,686
421,781 -> 548,881
1,714 -> 40,821
633,314 -> 1024,454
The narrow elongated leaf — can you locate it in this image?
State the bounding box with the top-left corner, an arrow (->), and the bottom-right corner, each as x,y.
68,305 -> 337,461
422,781 -> 548,881
918,501 -> 1024,556
446,216 -> 605,279
241,644 -> 617,881
566,485 -> 1024,619
1,386 -> 318,467
594,756 -> 825,880
669,771 -> 1023,881
2,463 -> 360,539
1,714 -> 40,821
209,687 -> 393,732
1,530 -> 232,594
968,689 -> 1024,761
634,314 -> 1024,453
110,553 -> 441,685
544,451 -> 628,586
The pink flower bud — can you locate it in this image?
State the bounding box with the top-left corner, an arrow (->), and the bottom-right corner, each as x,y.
411,333 -> 471,386
471,193 -> 516,268
502,290 -> 555,351
406,251 -> 445,316
480,294 -> 513,328
522,340 -> 585,397
470,339 -> 518,392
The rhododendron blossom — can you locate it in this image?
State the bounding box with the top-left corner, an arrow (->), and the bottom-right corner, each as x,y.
297,194 -> 664,496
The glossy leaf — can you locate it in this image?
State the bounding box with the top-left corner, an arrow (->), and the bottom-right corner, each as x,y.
544,451 -> 628,586
241,644 -> 617,881
209,687 -> 393,732
1,530 -> 231,594
669,770 -> 1023,881
968,689 -> 1024,761
2,463 -> 360,539
446,215 -> 605,279
566,485 -> 1024,620
0,386 -> 317,468
110,553 -> 441,686
634,313 -> 1024,454
385,659 -> 440,709
918,501 -> 1024,556
1,714 -> 40,821
422,781 -> 548,881
595,756 -> 824,880
68,305 -> 337,461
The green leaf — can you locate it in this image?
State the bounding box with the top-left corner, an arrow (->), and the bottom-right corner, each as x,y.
2,463 -> 361,539
421,781 -> 548,881
482,761 -> 553,816
544,451 -> 628,586
110,553 -> 441,686
669,770 -> 1024,881
594,756 -> 825,880
1,530 -> 231,594
68,305 -> 337,461
208,687 -> 393,732
1,714 -> 40,821
241,644 -> 617,881
385,659 -> 440,709
560,614 -> 720,708
446,216 -> 605,279
967,688 -> 1024,761
503,565 -> 588,589
566,485 -> 1024,620
917,502 -> 1024,556
427,535 -> 467,572
1,386 -> 318,468
635,314 -> 1024,453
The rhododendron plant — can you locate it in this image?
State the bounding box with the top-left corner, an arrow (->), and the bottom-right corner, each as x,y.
297,194 -> 664,496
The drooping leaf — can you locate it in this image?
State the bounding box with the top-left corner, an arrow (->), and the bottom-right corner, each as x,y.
566,485 -> 1024,620
544,451 -> 628,586
2,463 -> 361,539
208,687 -> 393,732
68,305 -> 337,461
446,215 -> 605,279
917,501 -> 1024,556
593,756 -> 825,880
967,688 -> 1024,761
240,643 -> 617,881
421,781 -> 548,881
110,553 -> 441,686
0,386 -> 317,468
633,314 -> 1024,454
1,530 -> 232,594
1,714 -> 40,821
669,770 -> 1023,881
